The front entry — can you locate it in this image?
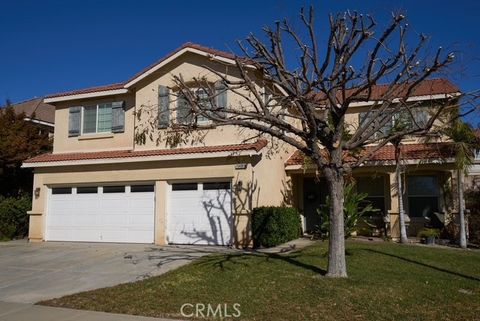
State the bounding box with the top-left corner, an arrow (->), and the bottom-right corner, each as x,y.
302,177 -> 328,232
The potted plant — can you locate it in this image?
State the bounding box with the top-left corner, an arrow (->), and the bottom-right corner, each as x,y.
417,228 -> 440,245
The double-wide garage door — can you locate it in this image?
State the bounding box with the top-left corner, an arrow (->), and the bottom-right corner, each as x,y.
46,181 -> 232,245
46,185 -> 155,243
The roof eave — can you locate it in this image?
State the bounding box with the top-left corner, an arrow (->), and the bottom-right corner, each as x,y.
44,89 -> 129,103
22,148 -> 262,168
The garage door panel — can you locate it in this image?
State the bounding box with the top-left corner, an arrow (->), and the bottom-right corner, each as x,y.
72,214 -> 98,226
47,185 -> 154,243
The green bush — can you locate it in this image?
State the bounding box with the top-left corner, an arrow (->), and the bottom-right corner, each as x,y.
0,195 -> 31,240
251,206 -> 302,248
417,228 -> 440,239
315,183 -> 379,240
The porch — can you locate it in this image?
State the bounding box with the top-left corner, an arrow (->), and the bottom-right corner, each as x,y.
287,163 -> 457,239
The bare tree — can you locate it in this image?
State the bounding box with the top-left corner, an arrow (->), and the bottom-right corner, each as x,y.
142,7 -> 477,277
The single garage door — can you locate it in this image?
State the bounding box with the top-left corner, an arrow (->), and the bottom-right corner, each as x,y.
167,181 -> 232,245
46,184 -> 155,243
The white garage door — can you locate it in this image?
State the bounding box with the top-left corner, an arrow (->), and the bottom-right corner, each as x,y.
167,181 -> 232,245
46,185 -> 155,243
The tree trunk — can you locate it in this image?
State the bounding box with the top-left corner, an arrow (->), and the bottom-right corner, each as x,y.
396,162 -> 409,243
324,169 -> 347,278
457,168 -> 467,249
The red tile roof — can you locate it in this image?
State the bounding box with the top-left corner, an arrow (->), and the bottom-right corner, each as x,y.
315,78 -> 459,103
125,42 -> 238,85
45,42 -> 459,101
24,139 -> 267,164
46,83 -> 125,99
285,143 -> 455,166
45,43 -> 239,99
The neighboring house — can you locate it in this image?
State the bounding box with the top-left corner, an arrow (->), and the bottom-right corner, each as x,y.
466,129 -> 480,189
11,97 -> 55,135
23,43 -> 461,246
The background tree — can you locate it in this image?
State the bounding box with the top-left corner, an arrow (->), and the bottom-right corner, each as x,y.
441,120 -> 479,248
140,7 -> 478,277
0,102 -> 52,196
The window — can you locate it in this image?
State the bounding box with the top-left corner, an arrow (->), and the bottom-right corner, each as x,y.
103,186 -> 125,193
359,111 -> 392,139
407,176 -> 439,218
356,177 -> 385,215
172,183 -> 198,191
77,186 -> 98,194
203,182 -> 231,190
176,89 -> 212,124
393,108 -> 429,130
82,103 -> 113,134
196,88 -> 212,123
52,187 -> 72,194
131,185 -> 155,193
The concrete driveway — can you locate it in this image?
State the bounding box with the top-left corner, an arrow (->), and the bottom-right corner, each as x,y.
0,240 -> 228,304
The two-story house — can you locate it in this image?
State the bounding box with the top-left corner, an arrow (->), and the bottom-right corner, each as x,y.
23,43 -> 461,246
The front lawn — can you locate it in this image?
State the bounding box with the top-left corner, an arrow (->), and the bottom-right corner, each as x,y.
40,240 -> 480,321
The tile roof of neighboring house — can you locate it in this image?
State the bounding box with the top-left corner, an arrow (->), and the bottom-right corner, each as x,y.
285,143 -> 456,166
44,43 -> 239,99
24,139 -> 268,164
11,97 -> 55,125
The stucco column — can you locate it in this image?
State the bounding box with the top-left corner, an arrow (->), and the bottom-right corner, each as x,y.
28,174 -> 46,242
388,171 -> 400,240
154,180 -> 168,245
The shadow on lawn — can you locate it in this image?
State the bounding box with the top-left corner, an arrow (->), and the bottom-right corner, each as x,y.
362,248 -> 480,282
198,251 -> 327,275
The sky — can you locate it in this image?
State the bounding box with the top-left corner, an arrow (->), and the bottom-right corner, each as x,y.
1,0 -> 479,125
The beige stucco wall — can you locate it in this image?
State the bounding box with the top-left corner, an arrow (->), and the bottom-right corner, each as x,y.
28,148 -> 292,247
53,94 -> 135,153
30,50 -> 296,247
133,52 -> 269,150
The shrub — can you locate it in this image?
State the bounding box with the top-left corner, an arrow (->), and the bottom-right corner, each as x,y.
0,195 -> 31,240
417,228 -> 440,239
251,206 -> 302,248
315,183 -> 379,240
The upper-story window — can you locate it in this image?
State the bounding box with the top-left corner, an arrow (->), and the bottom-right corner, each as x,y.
175,86 -> 225,125
68,101 -> 124,137
83,103 -> 113,134
359,107 -> 428,139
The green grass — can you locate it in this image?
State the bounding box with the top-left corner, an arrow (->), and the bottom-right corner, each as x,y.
39,240 -> 480,321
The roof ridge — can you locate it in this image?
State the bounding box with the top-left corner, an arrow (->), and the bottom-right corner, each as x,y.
44,42 -> 239,99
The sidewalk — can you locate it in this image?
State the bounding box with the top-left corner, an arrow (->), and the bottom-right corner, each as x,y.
0,301 -> 181,321
254,237 -> 317,254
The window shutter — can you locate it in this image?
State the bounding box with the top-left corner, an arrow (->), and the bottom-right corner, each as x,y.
158,85 -> 170,128
215,81 -> 227,118
68,106 -> 81,137
111,101 -> 125,133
